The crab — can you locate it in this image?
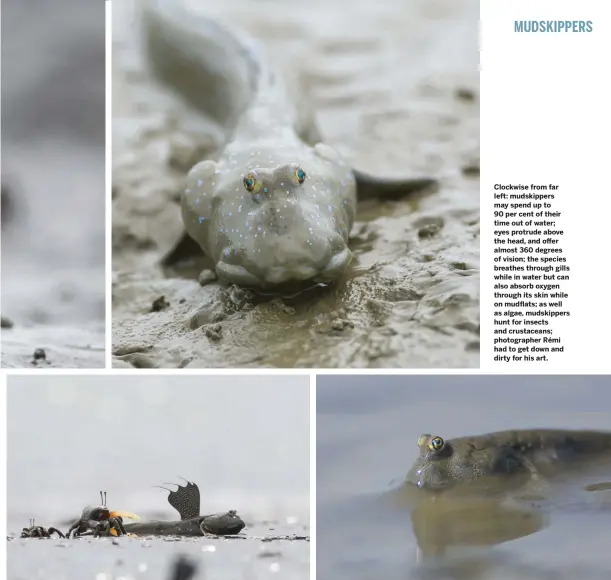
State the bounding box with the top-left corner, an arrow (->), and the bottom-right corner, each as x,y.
67,491 -> 138,538
21,518 -> 65,539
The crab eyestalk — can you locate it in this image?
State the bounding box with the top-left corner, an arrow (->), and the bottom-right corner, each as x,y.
97,489 -> 140,536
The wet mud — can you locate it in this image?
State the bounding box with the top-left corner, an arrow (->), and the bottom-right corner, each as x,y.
1,0 -> 105,368
112,0 -> 479,368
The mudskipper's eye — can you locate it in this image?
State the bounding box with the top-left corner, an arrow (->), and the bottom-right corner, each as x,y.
429,436 -> 444,451
243,172 -> 260,194
294,167 -> 306,184
417,434 -> 431,448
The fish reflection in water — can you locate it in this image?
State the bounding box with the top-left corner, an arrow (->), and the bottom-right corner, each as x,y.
387,458 -> 611,564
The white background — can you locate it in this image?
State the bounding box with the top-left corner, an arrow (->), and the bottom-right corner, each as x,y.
481,1 -> 611,371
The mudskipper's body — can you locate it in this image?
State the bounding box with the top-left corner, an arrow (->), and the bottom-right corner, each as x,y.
124,480 -> 245,537
142,0 -> 435,288
406,429 -> 611,490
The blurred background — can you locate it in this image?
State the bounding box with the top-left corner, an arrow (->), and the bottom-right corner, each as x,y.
7,374 -> 310,580
8,374 -> 310,524
1,0 -> 105,368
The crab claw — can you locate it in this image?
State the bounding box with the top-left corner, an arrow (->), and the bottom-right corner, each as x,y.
109,511 -> 140,521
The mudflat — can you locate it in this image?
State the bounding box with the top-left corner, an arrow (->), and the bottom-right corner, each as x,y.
1,0 -> 105,368
111,0 -> 479,368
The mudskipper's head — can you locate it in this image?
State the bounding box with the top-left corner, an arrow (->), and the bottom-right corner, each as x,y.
181,145 -> 356,288
406,434 -> 459,490
200,509 -> 246,535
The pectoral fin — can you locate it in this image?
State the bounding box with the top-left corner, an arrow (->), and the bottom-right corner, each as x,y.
353,169 -> 437,202
161,232 -> 206,267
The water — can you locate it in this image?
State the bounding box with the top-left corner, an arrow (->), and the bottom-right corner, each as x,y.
316,375 -> 611,580
7,375 -> 310,580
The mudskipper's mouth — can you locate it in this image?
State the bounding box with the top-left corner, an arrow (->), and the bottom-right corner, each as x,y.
216,247 -> 353,288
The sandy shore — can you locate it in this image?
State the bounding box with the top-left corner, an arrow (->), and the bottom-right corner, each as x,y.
1,0 -> 106,368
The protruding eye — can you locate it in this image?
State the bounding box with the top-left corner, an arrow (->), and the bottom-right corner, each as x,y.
243,172 -> 260,194
294,167 -> 306,184
417,434 -> 431,448
429,436 -> 444,451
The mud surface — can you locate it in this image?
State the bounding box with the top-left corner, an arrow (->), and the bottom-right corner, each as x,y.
112,0 -> 479,368
1,0 -> 106,368
317,375 -> 611,580
7,376 -> 310,580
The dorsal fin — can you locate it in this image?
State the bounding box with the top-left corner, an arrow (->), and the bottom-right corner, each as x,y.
164,479 -> 201,520
354,169 -> 437,202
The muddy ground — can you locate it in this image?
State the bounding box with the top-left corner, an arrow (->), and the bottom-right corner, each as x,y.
112,0 -> 479,368
1,0 -> 106,368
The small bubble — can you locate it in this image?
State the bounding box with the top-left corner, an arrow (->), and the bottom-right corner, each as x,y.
197,179 -> 203,186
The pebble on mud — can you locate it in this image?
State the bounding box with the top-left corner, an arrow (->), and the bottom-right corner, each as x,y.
150,295 -> 170,312
418,223 -> 442,239
414,216 -> 444,239
31,348 -> 47,365
330,318 -> 354,331
454,87 -> 477,102
121,353 -> 159,368
461,163 -> 480,177
198,269 -> 217,286
204,323 -> 223,341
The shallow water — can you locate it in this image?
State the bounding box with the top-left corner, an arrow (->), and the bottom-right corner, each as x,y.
316,375 -> 611,580
111,0 -> 479,368
1,0 -> 105,368
7,376 -> 310,579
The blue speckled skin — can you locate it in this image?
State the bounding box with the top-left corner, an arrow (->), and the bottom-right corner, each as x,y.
144,0 -> 357,288
182,142 -> 356,287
